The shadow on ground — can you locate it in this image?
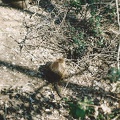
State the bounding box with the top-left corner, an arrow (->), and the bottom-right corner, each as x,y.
0,59 -> 120,119
0,60 -> 119,100
38,0 -> 55,13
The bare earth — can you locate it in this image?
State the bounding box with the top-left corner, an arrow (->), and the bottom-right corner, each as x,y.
0,2 -> 120,120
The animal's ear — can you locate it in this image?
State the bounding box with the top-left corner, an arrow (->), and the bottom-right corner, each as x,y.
56,58 -> 65,63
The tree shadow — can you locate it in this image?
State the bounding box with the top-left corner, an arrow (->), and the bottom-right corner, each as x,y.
0,82 -> 61,120
0,60 -> 119,101
0,60 -> 63,119
0,60 -> 42,79
0,60 -> 119,119
63,81 -> 120,102
38,0 -> 55,13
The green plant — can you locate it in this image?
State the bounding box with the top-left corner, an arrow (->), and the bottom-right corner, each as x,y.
69,0 -> 103,44
101,4 -> 116,23
70,0 -> 99,6
64,97 -> 120,119
67,37 -> 86,59
73,37 -> 86,54
65,0 -> 117,60
68,101 -> 86,119
97,108 -> 120,120
107,67 -> 120,82
65,97 -> 94,119
96,113 -> 106,120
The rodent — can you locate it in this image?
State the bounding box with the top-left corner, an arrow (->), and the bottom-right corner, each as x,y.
49,58 -> 66,80
39,58 -> 66,82
49,58 -> 66,98
40,58 -> 67,98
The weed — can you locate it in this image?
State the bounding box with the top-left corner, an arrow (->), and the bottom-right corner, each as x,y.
64,97 -> 94,119
64,0 -> 116,60
107,67 -> 120,83
63,97 -> 120,119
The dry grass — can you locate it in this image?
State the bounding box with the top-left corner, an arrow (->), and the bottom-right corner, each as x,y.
0,0 -> 120,119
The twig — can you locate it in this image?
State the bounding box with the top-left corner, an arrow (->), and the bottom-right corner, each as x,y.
115,0 -> 120,69
117,43 -> 120,69
107,94 -> 120,101
63,80 -> 69,94
115,0 -> 120,31
3,103 -> 7,120
78,101 -> 101,108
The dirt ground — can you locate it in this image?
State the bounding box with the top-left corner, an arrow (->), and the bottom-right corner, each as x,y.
0,3 -> 73,120
0,1 -> 120,120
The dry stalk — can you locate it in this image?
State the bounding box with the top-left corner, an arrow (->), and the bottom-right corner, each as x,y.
117,43 -> 120,69
3,103 -> 7,120
115,0 -> 120,31
115,0 -> 120,69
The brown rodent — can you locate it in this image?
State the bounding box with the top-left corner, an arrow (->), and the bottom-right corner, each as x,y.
49,58 -> 66,79
44,58 -> 66,83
